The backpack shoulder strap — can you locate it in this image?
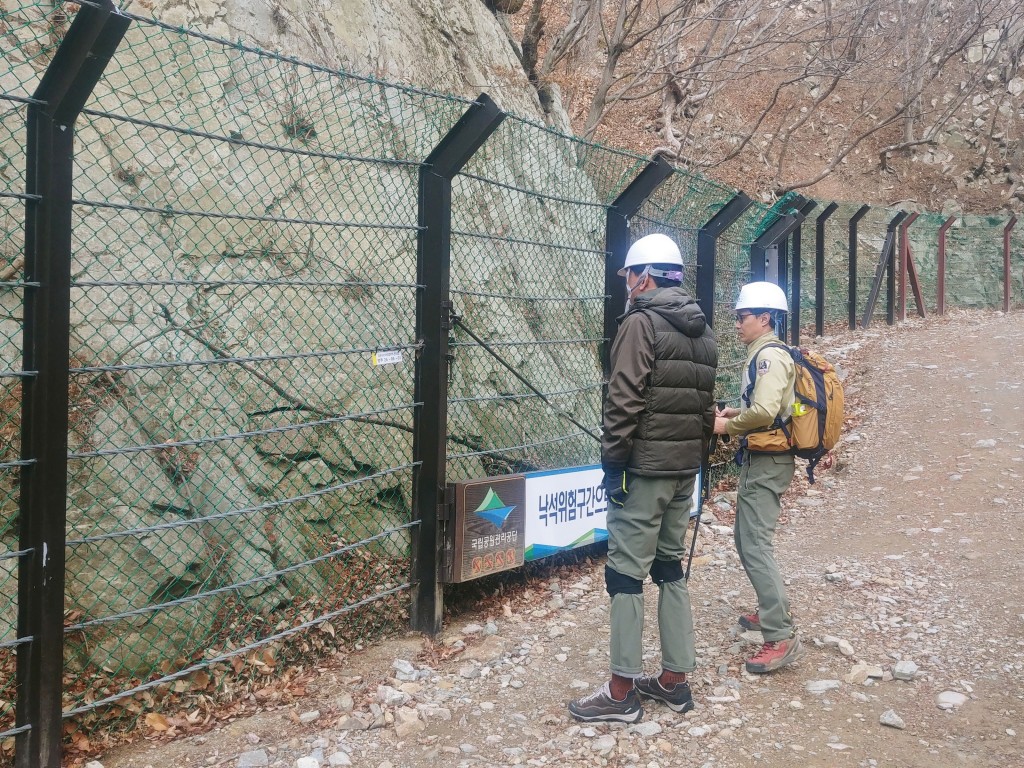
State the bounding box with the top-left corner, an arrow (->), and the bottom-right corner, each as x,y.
742,342 -> 791,406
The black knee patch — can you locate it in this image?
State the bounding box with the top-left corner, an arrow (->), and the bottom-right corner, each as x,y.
605,565 -> 643,596
650,558 -> 684,585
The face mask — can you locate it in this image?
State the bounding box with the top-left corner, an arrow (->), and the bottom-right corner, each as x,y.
624,266 -> 650,312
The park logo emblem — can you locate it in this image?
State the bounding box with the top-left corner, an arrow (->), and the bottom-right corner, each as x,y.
473,487 -> 516,529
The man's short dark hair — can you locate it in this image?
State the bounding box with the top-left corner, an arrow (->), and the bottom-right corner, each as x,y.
628,262 -> 682,289
747,308 -> 777,330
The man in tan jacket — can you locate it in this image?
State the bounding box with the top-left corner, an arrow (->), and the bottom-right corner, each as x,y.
714,281 -> 806,674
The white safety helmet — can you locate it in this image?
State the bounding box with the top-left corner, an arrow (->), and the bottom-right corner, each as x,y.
618,233 -> 684,277
735,281 -> 789,313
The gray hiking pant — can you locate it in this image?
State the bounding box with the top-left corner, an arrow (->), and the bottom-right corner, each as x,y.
606,474 -> 697,678
735,452 -> 796,642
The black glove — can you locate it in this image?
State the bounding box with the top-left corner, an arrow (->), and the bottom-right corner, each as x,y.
603,468 -> 628,508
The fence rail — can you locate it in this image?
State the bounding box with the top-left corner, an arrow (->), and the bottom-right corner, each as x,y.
1,1 -> 1021,765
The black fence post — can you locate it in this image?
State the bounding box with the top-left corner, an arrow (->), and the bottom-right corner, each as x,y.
750,212 -> 804,340
789,199 -> 817,346
750,215 -> 797,282
776,198 -> 807,316
814,202 -> 838,337
603,156 -> 674,377
17,4 -> 129,767
411,94 -> 504,635
696,193 -> 752,323
847,205 -> 871,330
862,211 -> 908,329
937,215 -> 956,315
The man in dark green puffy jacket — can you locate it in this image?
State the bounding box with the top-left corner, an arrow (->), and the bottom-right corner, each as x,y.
568,234 -> 717,723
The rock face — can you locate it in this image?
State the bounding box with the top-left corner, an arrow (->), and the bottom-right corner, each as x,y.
1,0 -> 604,671
148,0 -> 541,117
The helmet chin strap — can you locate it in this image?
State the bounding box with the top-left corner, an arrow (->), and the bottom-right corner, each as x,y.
625,265 -> 652,311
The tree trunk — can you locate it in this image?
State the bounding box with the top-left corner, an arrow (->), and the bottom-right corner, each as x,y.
486,0 -> 527,14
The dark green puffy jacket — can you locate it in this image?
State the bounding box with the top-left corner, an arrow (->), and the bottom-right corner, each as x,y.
602,287 -> 718,477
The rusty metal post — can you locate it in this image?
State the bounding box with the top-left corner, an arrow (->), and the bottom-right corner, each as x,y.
1005,216 -> 1018,312
897,212 -> 919,321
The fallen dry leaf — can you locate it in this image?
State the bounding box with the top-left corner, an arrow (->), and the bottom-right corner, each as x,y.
144,712 -> 171,732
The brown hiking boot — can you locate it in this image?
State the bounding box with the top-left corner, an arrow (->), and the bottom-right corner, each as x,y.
745,637 -> 806,674
738,612 -> 761,631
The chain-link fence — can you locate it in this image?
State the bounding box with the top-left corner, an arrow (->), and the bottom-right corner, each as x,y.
446,115 -> 648,481
56,0 -> 478,740
2,1 -> 1022,764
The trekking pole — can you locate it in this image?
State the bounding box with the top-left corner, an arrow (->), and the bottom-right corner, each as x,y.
686,417 -> 720,580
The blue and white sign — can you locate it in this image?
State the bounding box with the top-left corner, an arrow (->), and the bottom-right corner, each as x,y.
523,465 -> 701,562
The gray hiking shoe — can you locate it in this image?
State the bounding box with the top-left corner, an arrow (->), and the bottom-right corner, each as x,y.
567,682 -> 643,723
633,675 -> 695,713
745,637 -> 806,674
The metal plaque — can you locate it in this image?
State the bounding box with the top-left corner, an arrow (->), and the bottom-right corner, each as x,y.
443,473 -> 526,582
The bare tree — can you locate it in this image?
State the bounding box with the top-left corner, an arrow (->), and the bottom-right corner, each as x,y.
521,0 -> 1024,200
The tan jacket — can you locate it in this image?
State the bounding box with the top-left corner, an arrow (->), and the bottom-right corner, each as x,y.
726,331 -> 795,437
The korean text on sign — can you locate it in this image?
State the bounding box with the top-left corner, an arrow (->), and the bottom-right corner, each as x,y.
537,484 -> 606,527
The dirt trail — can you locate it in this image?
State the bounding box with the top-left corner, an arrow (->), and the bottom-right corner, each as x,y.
98,309 -> 1024,768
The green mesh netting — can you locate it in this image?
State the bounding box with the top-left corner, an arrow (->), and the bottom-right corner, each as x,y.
4,0 -> 473,742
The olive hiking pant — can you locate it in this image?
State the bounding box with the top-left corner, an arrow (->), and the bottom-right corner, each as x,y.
735,452 -> 796,642
606,474 -> 697,678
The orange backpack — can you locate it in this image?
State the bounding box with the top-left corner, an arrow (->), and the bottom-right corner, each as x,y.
743,343 -> 844,482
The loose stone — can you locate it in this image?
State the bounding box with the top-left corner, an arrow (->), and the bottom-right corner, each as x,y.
805,680 -> 842,694
936,691 -> 968,710
631,721 -> 662,737
880,710 -> 906,729
592,734 -> 617,751
893,660 -> 919,681
237,751 -> 270,768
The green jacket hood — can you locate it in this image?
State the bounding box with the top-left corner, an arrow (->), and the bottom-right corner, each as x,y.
625,287 -> 707,338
